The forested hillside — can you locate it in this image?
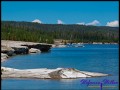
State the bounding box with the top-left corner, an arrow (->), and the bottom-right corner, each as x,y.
1,21 -> 119,44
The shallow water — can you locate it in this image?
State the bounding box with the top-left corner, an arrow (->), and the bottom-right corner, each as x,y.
2,44 -> 119,90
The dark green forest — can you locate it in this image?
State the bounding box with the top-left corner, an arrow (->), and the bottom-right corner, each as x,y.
1,21 -> 119,44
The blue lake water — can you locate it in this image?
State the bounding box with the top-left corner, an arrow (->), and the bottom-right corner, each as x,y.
2,44 -> 119,90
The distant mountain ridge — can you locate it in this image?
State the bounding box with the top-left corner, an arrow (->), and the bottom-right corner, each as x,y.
1,21 -> 119,44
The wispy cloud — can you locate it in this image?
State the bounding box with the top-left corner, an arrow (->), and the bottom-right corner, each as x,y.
77,20 -> 100,26
106,20 -> 119,27
57,20 -> 64,24
86,20 -> 100,26
32,19 -> 42,24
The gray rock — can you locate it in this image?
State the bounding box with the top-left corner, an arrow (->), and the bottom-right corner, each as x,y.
29,48 -> 41,53
11,46 -> 29,54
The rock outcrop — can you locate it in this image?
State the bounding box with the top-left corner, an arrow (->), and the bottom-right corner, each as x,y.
1,40 -> 52,62
1,67 -> 108,79
22,44 -> 51,52
49,68 -> 108,79
1,40 -> 52,53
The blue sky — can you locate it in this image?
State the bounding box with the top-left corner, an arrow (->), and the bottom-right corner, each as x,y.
2,1 -> 119,26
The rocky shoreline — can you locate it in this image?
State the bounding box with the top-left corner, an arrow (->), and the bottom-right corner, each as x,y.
1,40 -> 109,79
1,40 -> 52,62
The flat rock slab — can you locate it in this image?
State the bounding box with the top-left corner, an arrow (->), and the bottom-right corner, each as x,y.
1,40 -> 51,47
1,67 -> 108,79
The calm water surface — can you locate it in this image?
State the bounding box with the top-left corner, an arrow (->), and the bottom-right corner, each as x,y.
2,44 -> 119,90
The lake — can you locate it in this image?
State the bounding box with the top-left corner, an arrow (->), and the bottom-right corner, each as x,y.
2,44 -> 119,90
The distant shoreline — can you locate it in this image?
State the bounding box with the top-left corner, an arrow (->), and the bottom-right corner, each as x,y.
66,42 -> 118,45
1,40 -> 118,63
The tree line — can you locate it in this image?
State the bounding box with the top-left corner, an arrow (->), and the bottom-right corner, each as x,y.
1,21 -> 119,44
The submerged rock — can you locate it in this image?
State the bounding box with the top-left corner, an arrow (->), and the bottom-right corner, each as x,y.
1,67 -> 108,79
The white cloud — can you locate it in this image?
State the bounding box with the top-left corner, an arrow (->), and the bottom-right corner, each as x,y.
76,22 -> 85,25
106,20 -> 119,27
57,20 -> 64,24
86,20 -> 100,26
32,19 -> 42,24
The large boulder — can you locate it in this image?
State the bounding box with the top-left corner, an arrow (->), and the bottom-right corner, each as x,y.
29,48 -> 41,53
